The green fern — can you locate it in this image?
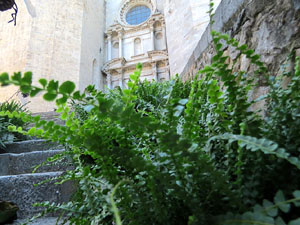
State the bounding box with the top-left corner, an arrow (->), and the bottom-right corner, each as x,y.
208,133 -> 300,169
216,190 -> 300,225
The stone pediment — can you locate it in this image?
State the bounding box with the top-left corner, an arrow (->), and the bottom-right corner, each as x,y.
148,50 -> 168,61
103,57 -> 127,72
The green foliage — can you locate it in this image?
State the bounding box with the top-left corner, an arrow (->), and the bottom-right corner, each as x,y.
0,117 -> 11,149
0,99 -> 29,149
0,5 -> 299,225
208,134 -> 300,169
216,190 -> 300,225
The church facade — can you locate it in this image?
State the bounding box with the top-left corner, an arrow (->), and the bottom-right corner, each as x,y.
102,0 -> 170,89
0,0 -> 220,112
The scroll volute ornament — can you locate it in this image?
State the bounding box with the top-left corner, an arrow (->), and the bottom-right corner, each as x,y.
0,0 -> 15,11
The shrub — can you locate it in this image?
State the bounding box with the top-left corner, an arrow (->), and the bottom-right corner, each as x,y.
0,3 -> 299,224
0,99 -> 29,150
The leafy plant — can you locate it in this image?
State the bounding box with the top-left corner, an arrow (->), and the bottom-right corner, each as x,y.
0,99 -> 29,149
216,190 -> 300,225
0,117 -> 11,149
0,1 -> 299,224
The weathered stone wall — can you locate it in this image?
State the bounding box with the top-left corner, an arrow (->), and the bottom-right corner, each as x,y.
79,0 -> 106,91
163,0 -> 221,76
181,0 -> 300,82
0,0 -> 106,112
0,0 -> 32,103
0,0 -> 85,111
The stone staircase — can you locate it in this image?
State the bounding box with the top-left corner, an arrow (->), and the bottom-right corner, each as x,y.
0,112 -> 74,224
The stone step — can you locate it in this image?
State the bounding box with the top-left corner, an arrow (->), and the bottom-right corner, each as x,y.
12,217 -> 69,225
0,150 -> 68,176
2,140 -> 63,154
29,112 -> 65,127
0,172 -> 74,219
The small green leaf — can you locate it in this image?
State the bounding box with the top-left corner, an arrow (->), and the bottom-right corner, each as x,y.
216,43 -> 223,50
274,191 -> 285,203
288,218 -> 300,225
245,49 -> 255,56
136,63 -> 143,70
263,199 -> 278,217
73,91 -> 81,100
274,191 -> 290,213
178,99 -> 189,105
39,79 -> 47,88
8,126 -> 16,132
0,73 -> 9,83
43,93 -> 57,101
292,190 -> 300,207
30,88 -> 43,97
56,95 -> 68,105
20,85 -> 31,94
28,127 -> 36,136
66,119 -> 73,127
35,129 -> 44,136
12,72 -> 22,82
238,44 -> 248,51
59,81 -> 76,94
275,217 -> 286,225
251,54 -> 260,61
34,116 -> 41,123
129,74 -> 139,81
47,80 -> 59,91
61,112 -> 68,120
22,72 -> 32,85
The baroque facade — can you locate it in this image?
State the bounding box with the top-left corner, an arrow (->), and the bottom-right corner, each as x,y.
0,0 -> 220,112
102,0 -> 170,89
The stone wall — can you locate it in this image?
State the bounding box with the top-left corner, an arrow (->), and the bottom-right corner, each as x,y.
0,0 -> 32,103
181,0 -> 300,81
0,0 -> 106,112
79,0 -> 106,91
163,0 -> 221,76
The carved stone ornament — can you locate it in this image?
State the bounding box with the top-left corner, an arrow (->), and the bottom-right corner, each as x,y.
119,0 -> 156,27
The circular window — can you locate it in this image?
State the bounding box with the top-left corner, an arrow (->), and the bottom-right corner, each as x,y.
126,5 -> 151,25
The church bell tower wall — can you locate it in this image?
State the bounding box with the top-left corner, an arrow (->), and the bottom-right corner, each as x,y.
79,0 -> 106,91
0,0 -> 33,105
163,0 -> 221,76
0,0 -> 107,112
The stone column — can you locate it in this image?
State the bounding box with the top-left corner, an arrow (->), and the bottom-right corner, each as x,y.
150,24 -> 155,51
152,62 -> 158,81
107,34 -> 112,61
167,63 -> 171,80
107,73 -> 112,89
162,23 -> 167,50
118,69 -> 124,89
118,32 -> 123,58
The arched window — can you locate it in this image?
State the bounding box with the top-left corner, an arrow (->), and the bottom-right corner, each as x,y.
126,5 -> 151,25
134,38 -> 142,55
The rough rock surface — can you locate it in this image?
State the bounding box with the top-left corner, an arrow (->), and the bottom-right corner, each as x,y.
13,217 -> 69,225
0,139 -> 74,223
181,0 -> 300,100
